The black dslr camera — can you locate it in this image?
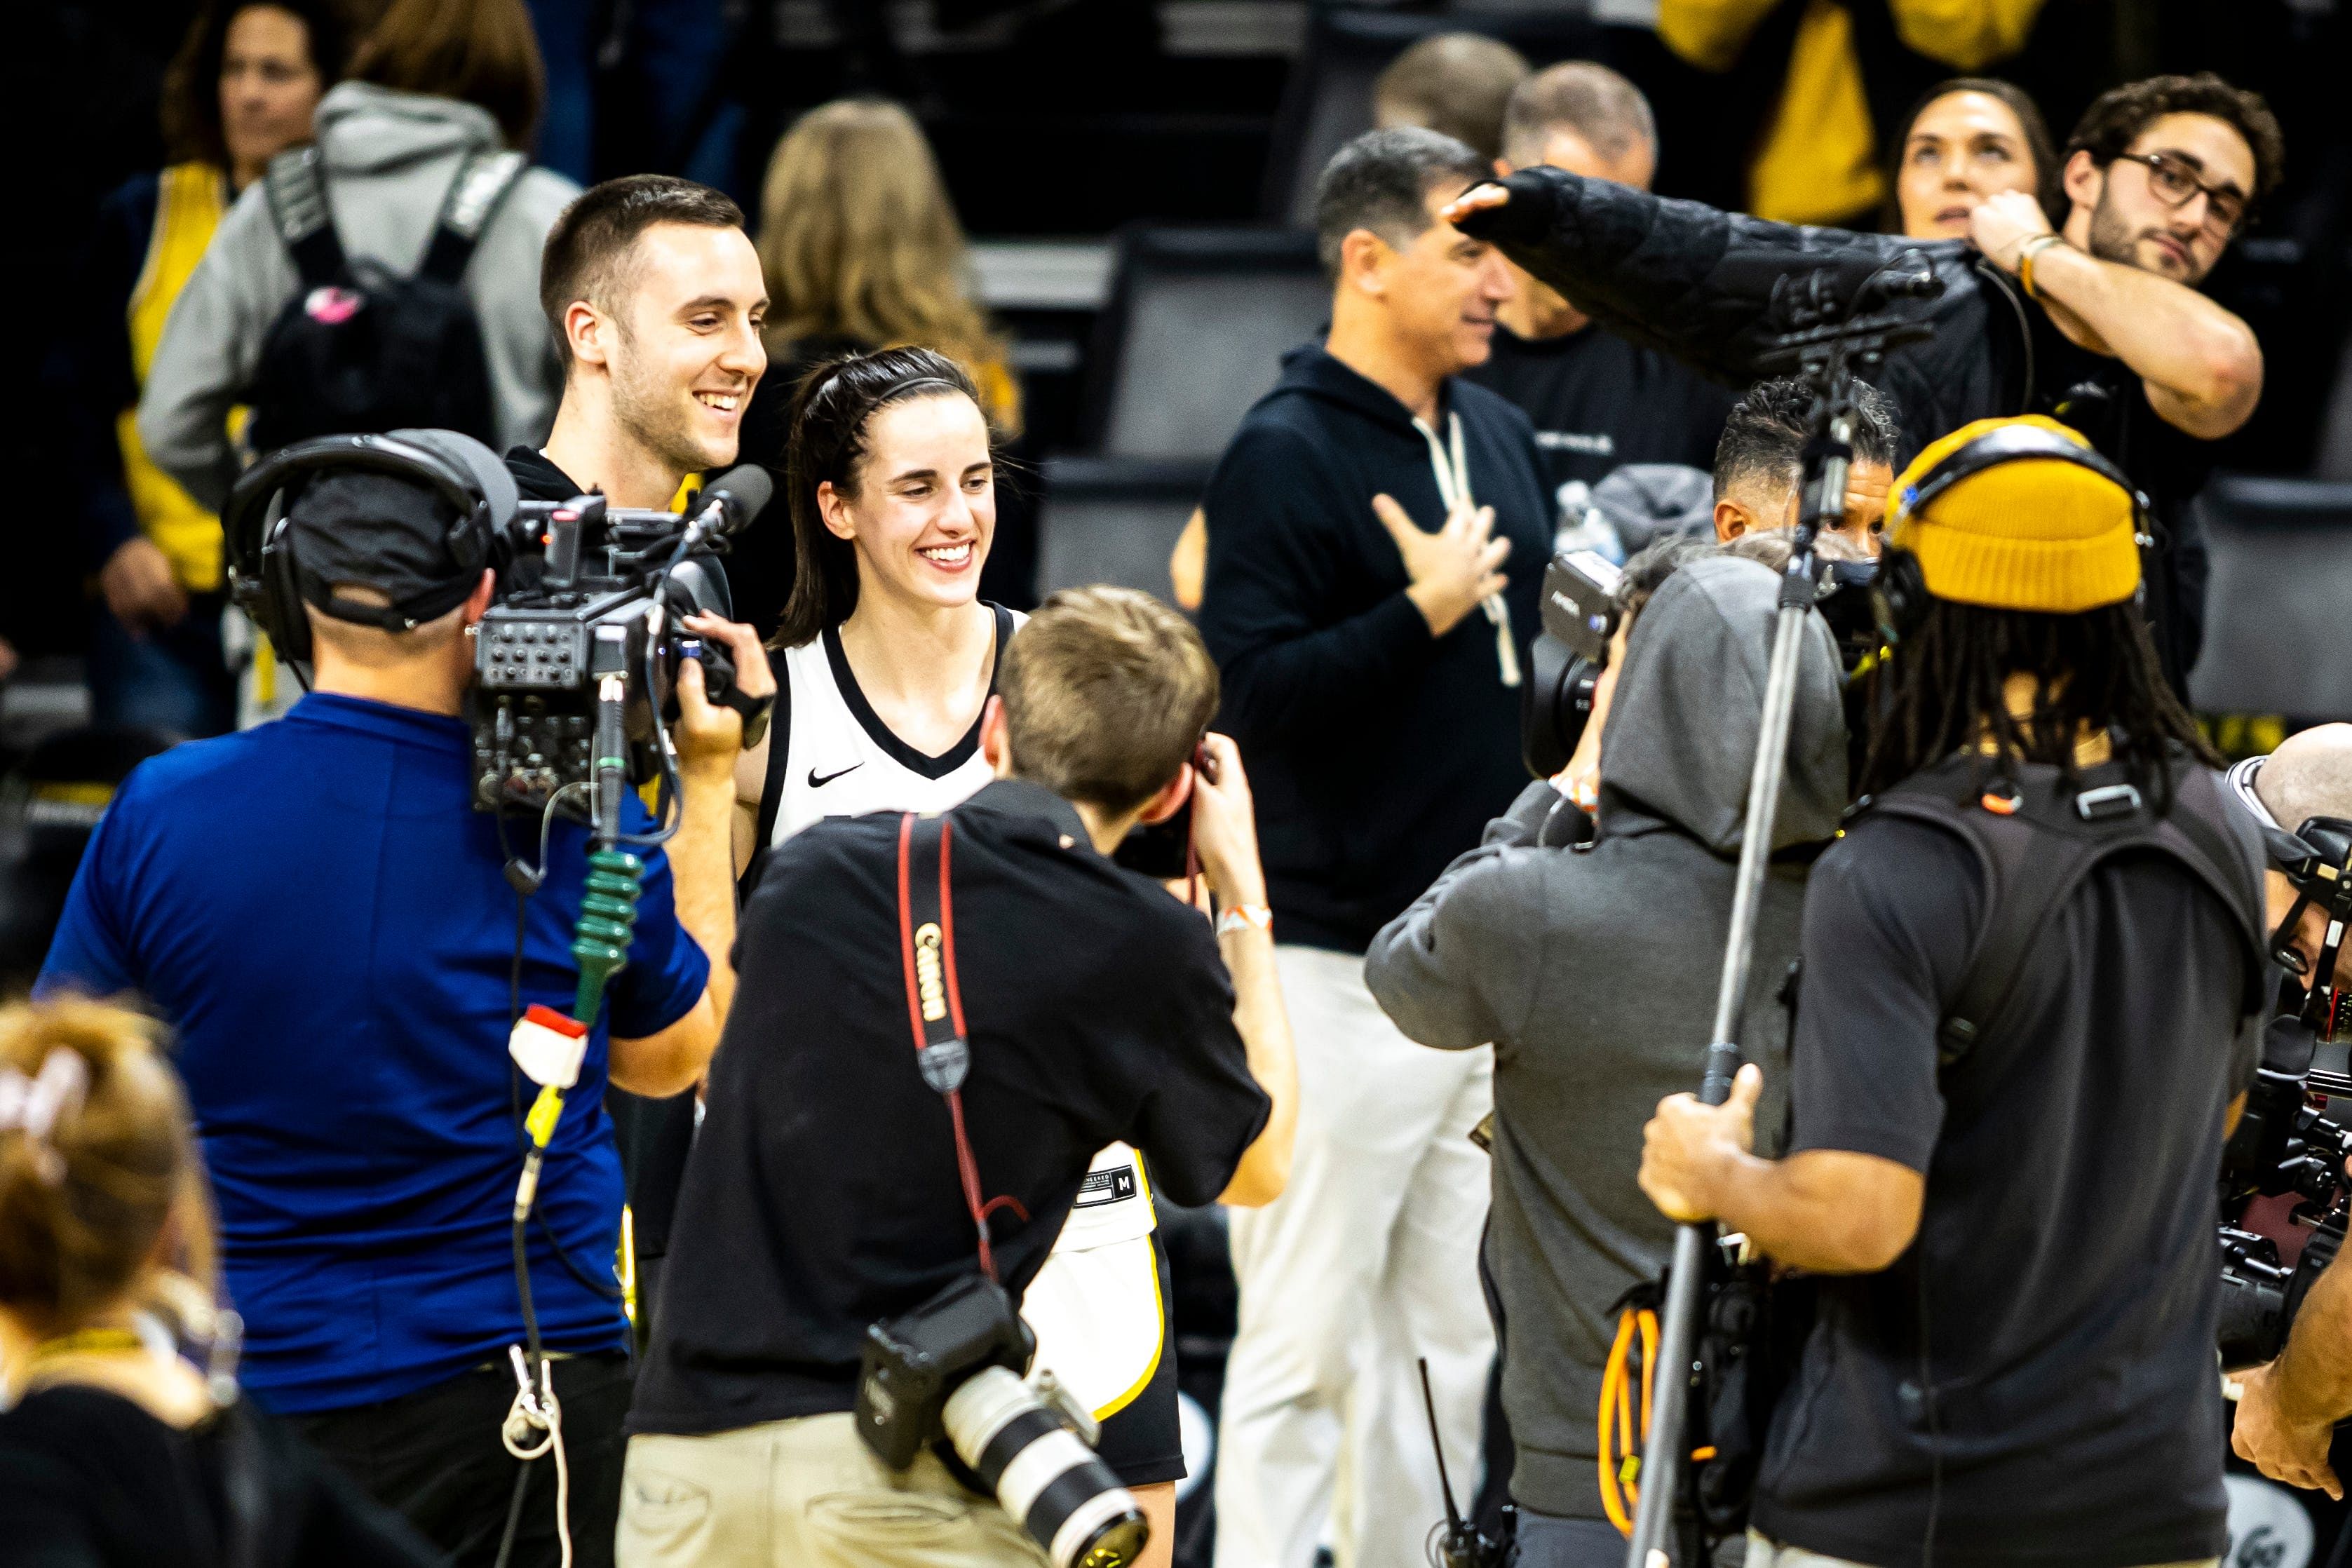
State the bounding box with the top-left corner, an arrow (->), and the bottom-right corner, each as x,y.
2217,788 -> 2352,1366
857,1274 -> 1149,1568
222,431 -> 774,827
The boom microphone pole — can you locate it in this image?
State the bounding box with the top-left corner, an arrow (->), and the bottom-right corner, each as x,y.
1622,257 -> 1937,1568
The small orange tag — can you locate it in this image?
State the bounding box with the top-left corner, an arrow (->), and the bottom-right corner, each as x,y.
1980,792 -> 2021,816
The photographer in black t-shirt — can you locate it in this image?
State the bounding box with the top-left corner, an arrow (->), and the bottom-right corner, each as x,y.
1637,417 -> 2268,1568
616,586 -> 1296,1568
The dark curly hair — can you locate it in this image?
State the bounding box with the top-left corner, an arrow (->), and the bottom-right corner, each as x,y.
2065,72 -> 2285,206
771,346 -> 990,648
161,0 -> 351,169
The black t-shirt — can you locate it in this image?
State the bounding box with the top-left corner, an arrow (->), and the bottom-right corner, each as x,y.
1464,322 -> 1736,499
627,778 -> 1271,1435
1751,805 -> 2261,1568
0,1385 -> 443,1568
2025,311 -> 2219,697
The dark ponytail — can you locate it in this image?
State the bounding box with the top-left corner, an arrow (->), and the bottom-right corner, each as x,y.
771,346 -> 986,649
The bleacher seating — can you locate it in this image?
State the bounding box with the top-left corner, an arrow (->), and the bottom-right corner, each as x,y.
2190,475 -> 2352,719
1035,457 -> 1212,601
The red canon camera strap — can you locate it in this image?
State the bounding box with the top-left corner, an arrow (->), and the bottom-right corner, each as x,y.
897,812 -> 1026,1281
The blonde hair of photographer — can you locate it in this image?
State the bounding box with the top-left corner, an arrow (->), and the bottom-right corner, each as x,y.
755,99 -> 1022,438
0,996 -> 222,1427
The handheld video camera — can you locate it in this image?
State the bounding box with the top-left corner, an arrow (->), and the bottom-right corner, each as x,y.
2215,794 -> 2352,1366
857,1274 -> 1148,1568
223,431 -> 773,830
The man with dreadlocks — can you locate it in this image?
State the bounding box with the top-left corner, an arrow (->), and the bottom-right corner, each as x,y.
1637,415 -> 2270,1568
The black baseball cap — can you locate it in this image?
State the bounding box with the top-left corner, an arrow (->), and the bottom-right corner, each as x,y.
285,429 -> 515,632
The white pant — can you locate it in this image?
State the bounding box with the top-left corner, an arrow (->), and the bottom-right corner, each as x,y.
1214,945 -> 1495,1568
1743,1531 -> 2217,1568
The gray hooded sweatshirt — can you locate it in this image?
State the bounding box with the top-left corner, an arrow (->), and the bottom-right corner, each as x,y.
1365,554 -> 1848,1520
139,82 -> 581,512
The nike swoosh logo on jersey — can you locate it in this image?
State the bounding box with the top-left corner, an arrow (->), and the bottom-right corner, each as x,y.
808,763 -> 864,788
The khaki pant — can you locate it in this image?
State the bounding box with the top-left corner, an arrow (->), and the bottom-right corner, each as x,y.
616,1412 -> 1047,1568
1744,1531 -> 2218,1568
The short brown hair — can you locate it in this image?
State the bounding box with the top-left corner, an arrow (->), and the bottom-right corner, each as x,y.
540,175 -> 747,366
2066,72 -> 2285,205
1372,33 -> 1529,163
161,0 -> 353,168
347,0 -> 545,151
999,588 -> 1220,815
0,998 -> 205,1336
1501,60 -> 1655,170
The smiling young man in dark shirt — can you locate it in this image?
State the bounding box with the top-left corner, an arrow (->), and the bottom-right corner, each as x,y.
1467,63 -> 1733,513
619,586 -> 1295,1568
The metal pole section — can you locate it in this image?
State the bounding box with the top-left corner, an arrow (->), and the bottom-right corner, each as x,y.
1621,597 -> 1813,1567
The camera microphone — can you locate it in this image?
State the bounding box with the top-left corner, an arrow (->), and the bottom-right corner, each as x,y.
684,465 -> 774,545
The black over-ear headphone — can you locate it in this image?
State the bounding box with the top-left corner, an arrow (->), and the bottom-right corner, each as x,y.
1870,421 -> 2153,647
222,430 -> 520,673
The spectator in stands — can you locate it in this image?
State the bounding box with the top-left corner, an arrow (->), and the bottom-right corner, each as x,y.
69,0 -> 346,738
1472,62 -> 1736,527
1712,377 -> 1900,557
140,0 -> 578,515
0,994 -> 447,1568
1372,33 -> 1530,165
1656,0 -> 2045,227
1198,126 -> 1550,1568
1454,70 -> 2284,696
733,98 -> 1032,634
1888,76 -> 2060,238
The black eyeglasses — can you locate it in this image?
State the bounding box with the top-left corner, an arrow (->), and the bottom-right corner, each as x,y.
2116,150 -> 2248,237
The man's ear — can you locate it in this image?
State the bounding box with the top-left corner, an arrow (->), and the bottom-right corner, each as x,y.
461,569 -> 496,626
2060,149 -> 2103,221
564,299 -> 609,370
1339,227 -> 1392,297
1713,497 -> 1750,542
980,695 -> 1012,776
1137,762 -> 1195,827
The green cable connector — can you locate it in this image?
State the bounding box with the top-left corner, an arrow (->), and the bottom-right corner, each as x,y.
571,849 -> 644,1023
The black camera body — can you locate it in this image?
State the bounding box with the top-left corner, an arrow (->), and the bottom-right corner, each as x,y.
2218,1020 -> 2352,1366
856,1273 -> 1036,1469
1521,550 -> 1621,780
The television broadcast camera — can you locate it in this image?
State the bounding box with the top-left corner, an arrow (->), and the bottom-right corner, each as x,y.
223,430 -> 773,836
2217,788 -> 2352,1367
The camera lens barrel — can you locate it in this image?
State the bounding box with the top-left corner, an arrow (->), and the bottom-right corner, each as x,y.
944,1367 -> 1148,1568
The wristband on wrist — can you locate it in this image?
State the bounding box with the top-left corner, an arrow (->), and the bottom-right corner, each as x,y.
2016,234 -> 2065,300
1216,903 -> 1273,938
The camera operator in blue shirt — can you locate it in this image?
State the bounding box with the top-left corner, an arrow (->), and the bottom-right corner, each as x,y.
36,440 -> 772,1568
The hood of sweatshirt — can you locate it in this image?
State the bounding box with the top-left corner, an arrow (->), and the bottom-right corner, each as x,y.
1269,342 -> 1442,435
1598,553 -> 1847,854
314,81 -> 502,177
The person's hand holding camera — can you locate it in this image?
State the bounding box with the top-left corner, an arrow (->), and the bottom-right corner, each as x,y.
1188,733 -> 1268,910
2231,1359 -> 2342,1499
675,614 -> 776,781
1372,494 -> 1511,638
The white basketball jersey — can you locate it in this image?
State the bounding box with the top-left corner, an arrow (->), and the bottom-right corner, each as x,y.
759,605 -> 1163,1416
766,605 -> 1020,848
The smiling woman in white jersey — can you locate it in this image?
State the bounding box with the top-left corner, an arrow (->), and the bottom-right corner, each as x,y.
730,346 -> 1189,1553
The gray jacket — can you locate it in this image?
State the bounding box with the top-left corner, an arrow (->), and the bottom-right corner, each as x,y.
138,82 -> 579,511
1364,555 -> 1848,1520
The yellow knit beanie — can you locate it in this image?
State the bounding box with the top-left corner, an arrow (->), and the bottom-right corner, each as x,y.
1886,416 -> 2141,614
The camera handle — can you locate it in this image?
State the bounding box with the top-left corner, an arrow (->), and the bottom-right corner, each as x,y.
1623,276 -> 1933,1568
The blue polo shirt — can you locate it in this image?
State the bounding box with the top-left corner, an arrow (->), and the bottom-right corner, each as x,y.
37,693 -> 710,1412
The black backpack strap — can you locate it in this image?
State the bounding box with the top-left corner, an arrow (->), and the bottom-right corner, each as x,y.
1936,819 -> 2110,1065
263,146 -> 344,288
419,149 -> 527,283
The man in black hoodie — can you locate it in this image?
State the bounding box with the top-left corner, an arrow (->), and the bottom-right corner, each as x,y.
1198,126 -> 1550,1568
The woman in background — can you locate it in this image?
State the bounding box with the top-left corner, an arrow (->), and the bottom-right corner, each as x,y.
0,995 -> 443,1567
729,98 -> 1032,635
74,0 -> 346,737
1888,76 -> 2060,240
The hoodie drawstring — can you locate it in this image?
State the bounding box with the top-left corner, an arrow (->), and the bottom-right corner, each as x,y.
1412,412 -> 1520,689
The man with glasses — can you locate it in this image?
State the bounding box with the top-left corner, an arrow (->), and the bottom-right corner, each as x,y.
1445,72 -> 2283,696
